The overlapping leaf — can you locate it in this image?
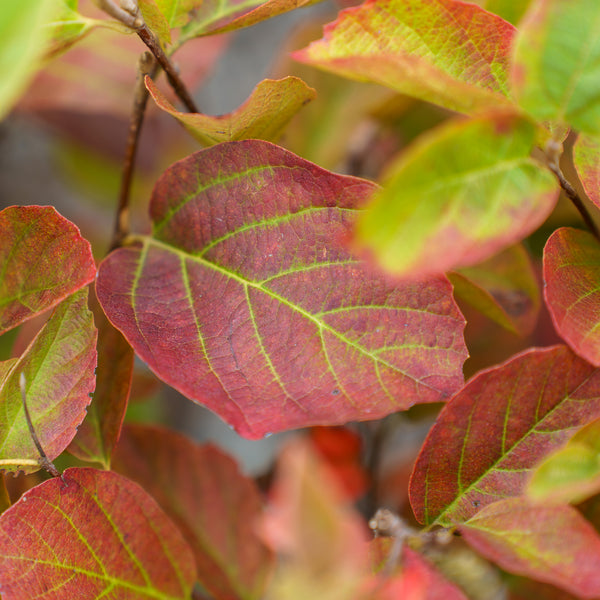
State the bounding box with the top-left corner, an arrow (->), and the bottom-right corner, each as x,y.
512,0 -> 600,136
544,227 -> 600,366
0,288 -> 97,473
409,345 -> 600,526
0,205 -> 95,335
259,439 -> 368,600
528,418 -> 600,504
178,0 -> 322,42
459,498 -> 600,597
293,0 -> 516,115
113,424 -> 273,600
0,467 -> 196,599
449,244 -> 540,336
353,112 -> 558,278
573,134 -> 600,210
146,76 -> 316,145
68,286 -> 133,469
474,0 -> 532,24
97,140 -> 467,439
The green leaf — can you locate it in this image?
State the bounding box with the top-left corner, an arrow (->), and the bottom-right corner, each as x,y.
97,140 -> 468,439
449,244 -> 541,336
353,112 -> 558,278
573,133 -> 600,210
0,2 -> 51,120
293,0 -> 516,115
512,0 -> 600,135
0,468 -> 197,599
147,75 -> 316,145
474,0 -> 532,24
528,418 -> 600,505
0,289 -> 97,474
139,0 -> 172,44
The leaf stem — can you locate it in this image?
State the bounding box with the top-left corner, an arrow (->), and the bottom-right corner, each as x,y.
19,373 -> 63,479
136,24 -> 199,113
110,52 -> 157,252
546,143 -> 600,242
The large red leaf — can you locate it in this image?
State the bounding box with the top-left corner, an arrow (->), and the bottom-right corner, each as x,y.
544,227 -> 600,366
0,288 -> 97,473
293,0 -> 516,115
68,285 -> 133,468
0,206 -> 95,335
96,140 -> 467,439
112,424 -> 273,600
409,345 -> 600,526
459,498 -> 600,598
0,467 -> 196,599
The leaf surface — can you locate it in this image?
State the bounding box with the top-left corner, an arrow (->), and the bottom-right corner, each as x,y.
97,140 -> 467,439
0,467 -> 196,599
113,424 -> 273,600
178,0 -> 322,41
147,75 -> 316,145
0,206 -> 96,335
544,227 -> 600,366
473,0 -> 531,24
512,0 -> 600,135
528,417 -> 600,505
573,134 -> 600,210
293,0 -> 516,114
353,112 -> 558,278
409,345 -> 600,526
459,498 -> 600,598
68,286 -> 133,469
0,288 -> 97,473
449,244 -> 540,336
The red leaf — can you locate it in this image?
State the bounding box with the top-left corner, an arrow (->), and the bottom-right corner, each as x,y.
0,206 -> 95,335
544,227 -> 600,366
293,0 -> 516,114
113,424 -> 273,600
409,345 -> 600,526
97,140 -> 467,439
68,285 -> 134,468
0,289 -> 97,473
0,468 -> 196,599
459,498 -> 600,598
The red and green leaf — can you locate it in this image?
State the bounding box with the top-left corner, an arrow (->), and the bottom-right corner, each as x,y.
409,345 -> 600,526
528,417 -> 600,505
97,140 -> 467,439
473,0 -> 532,25
0,206 -> 96,335
459,498 -> 600,598
68,286 -> 133,469
449,244 -> 541,336
113,424 -> 273,600
0,468 -> 196,599
512,0 -> 600,136
544,227 -> 600,366
573,134 -> 600,211
147,75 -> 316,145
353,112 -> 557,278
293,0 -> 516,115
0,288 -> 97,473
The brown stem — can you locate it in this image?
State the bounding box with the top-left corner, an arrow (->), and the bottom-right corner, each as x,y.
136,24 -> 199,113
19,373 -> 62,479
109,52 -> 157,252
547,158 -> 600,242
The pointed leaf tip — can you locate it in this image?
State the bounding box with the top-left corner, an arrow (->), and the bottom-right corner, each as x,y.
97,139 -> 468,438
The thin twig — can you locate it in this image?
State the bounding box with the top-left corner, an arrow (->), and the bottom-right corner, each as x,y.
109,52 -> 158,252
136,24 -> 199,113
19,373 -> 62,479
546,142 -> 600,242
